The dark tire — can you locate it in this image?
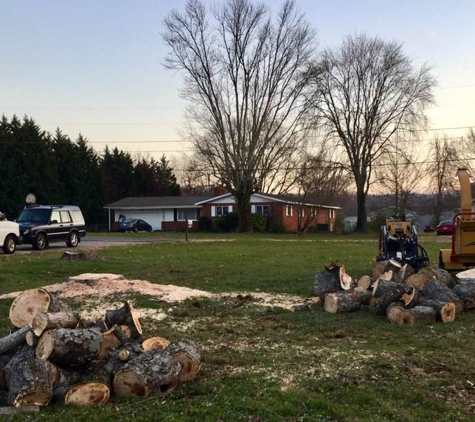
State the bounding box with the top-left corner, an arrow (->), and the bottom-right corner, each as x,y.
67,231 -> 79,248
147,226 -> 152,233
33,233 -> 47,251
134,227 -> 139,233
2,235 -> 16,254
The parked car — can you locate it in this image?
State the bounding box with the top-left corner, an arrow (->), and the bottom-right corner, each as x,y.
16,205 -> 86,250
119,219 -> 152,233
0,211 -> 19,254
436,220 -> 454,236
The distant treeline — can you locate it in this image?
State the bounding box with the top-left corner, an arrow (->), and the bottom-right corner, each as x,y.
0,115 -> 181,225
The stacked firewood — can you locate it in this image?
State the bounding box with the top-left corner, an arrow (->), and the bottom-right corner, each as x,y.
313,260 -> 475,325
0,288 -> 200,408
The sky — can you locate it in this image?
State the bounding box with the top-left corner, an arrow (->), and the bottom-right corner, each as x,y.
1,0 -> 474,162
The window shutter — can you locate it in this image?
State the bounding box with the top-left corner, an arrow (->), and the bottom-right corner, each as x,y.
251,205 -> 256,214
228,205 -> 233,213
211,206 -> 216,217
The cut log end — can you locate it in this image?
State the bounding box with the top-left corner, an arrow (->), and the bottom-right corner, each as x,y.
440,302 -> 456,323
172,352 -> 199,383
31,313 -> 48,337
35,331 -> 54,361
14,390 -> 52,407
9,289 -> 51,328
142,337 -> 170,352
126,301 -> 143,337
65,383 -> 110,405
113,370 -> 148,398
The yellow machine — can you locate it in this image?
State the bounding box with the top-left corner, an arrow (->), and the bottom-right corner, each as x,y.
439,169 -> 475,270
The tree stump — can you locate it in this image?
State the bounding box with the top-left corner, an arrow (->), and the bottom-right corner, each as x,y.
164,340 -> 201,383
324,290 -> 372,313
386,303 -> 436,326
36,328 -> 102,367
113,349 -> 181,398
31,312 -> 79,337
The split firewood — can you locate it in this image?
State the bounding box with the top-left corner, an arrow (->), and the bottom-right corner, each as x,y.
0,326 -> 31,355
386,303 -> 437,326
357,275 -> 372,291
386,259 -> 403,274
405,273 -> 431,290
313,264 -> 342,300
5,346 -> 54,407
9,289 -> 71,328
421,281 -> 464,315
378,271 -> 394,282
164,340 -> 201,383
339,267 -> 354,290
142,337 -> 170,352
401,286 -> 421,308
31,311 -> 80,337
36,328 -> 102,367
104,302 -> 142,339
416,299 -> 456,323
453,280 -> 475,310
324,290 -> 372,314
113,349 -> 181,398
96,326 -> 124,362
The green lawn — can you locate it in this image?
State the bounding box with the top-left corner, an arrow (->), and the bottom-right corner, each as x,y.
1,232 -> 471,421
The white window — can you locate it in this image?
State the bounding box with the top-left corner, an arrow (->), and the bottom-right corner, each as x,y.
254,205 -> 270,215
286,205 -> 293,217
298,208 -> 305,218
330,209 -> 335,219
216,206 -> 230,216
177,209 -> 196,221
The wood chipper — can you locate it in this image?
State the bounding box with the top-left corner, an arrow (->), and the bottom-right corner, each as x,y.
377,216 -> 429,271
439,168 -> 475,270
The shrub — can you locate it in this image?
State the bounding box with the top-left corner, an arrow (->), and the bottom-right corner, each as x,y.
251,213 -> 267,232
214,212 -> 240,232
197,215 -> 213,231
267,215 -> 286,233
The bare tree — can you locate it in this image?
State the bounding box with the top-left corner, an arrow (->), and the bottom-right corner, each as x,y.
163,0 -> 315,231
374,141 -> 424,214
294,146 -> 350,233
427,135 -> 460,223
461,128 -> 475,178
308,34 -> 436,231
171,154 -> 214,194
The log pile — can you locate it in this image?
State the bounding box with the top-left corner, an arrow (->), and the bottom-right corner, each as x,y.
313,259 -> 474,326
0,289 -> 201,409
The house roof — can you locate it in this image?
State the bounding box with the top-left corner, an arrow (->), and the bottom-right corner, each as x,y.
104,196 -> 213,209
195,192 -> 341,210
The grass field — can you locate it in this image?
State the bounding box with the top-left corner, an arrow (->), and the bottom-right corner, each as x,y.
1,232 -> 473,421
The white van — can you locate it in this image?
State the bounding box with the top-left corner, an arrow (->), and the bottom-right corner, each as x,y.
0,212 -> 20,254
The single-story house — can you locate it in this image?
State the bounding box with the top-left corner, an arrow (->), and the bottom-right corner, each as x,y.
105,191 -> 341,232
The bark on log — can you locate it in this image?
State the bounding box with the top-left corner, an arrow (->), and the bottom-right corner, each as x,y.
36,328 -> 102,367
433,269 -> 456,289
369,282 -> 407,316
50,366 -> 82,403
113,349 -> 181,398
76,318 -> 108,332
6,347 -> 53,407
313,268 -> 341,300
104,301 -> 142,339
164,340 -> 201,383
422,281 -> 464,315
372,262 -> 387,281
416,299 -> 456,323
104,343 -> 143,376
142,337 -> 170,352
96,327 -> 123,362
324,290 -> 372,314
31,312 -> 79,337
386,303 -> 437,326
453,280 -> 475,310
0,326 -> 31,355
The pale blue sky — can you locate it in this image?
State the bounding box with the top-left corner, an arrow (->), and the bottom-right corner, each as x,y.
1,0 -> 474,159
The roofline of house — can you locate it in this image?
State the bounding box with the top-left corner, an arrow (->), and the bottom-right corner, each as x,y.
194,193 -> 233,205
104,205 -> 203,210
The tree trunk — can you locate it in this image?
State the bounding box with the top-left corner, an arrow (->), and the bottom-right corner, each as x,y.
164,339 -> 201,383
36,328 -> 102,367
324,290 -> 372,313
0,326 -> 31,355
6,347 -> 53,407
31,312 -> 79,337
113,349 -> 181,398
355,183 -> 367,232
235,191 -> 251,232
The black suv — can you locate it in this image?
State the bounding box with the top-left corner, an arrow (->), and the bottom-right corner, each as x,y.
17,205 -> 86,250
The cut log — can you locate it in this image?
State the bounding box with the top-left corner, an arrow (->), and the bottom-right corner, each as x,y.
372,262 -> 387,281
417,267 -> 438,282
405,273 -> 430,290
0,326 -> 31,355
104,301 -> 142,339
313,267 -> 341,300
372,280 -> 406,298
401,286 -> 421,308
113,349 -> 181,398
386,303 -> 437,326
104,343 -> 143,376
50,366 -> 82,403
76,318 -> 108,332
422,281 -> 464,315
324,290 -> 372,314
339,267 -> 354,290
416,299 -> 456,323
6,347 -> 53,407
96,327 -> 123,362
36,328 -> 102,367
433,269 -> 456,288
31,311 -> 79,337
164,339 -> 201,383
369,282 -> 407,316
25,331 -> 39,347
64,368 -> 110,405
453,280 -> 475,310
386,259 -> 403,274
379,270 -> 393,282
142,337 -> 170,352
357,275 -> 372,291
